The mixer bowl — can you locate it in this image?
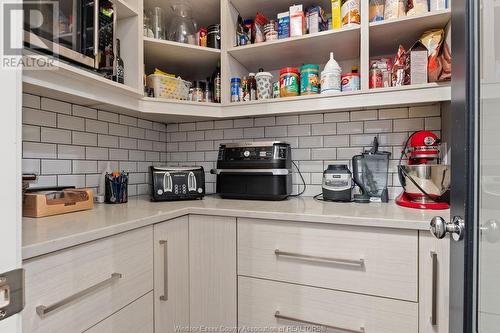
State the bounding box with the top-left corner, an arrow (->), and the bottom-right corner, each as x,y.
398,165 -> 451,200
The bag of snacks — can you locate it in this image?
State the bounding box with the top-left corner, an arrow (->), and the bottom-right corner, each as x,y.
369,0 -> 385,22
420,28 -> 449,82
407,0 -> 429,16
384,0 -> 406,19
392,45 -> 410,86
341,0 -> 360,26
254,12 -> 268,43
439,22 -> 452,81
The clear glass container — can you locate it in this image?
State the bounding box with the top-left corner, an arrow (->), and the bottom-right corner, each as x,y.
148,7 -> 165,39
168,2 -> 196,44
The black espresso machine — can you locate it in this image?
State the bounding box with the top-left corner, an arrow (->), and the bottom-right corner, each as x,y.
212,142 -> 292,200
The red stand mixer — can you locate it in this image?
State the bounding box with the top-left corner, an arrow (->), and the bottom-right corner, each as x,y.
396,131 -> 451,210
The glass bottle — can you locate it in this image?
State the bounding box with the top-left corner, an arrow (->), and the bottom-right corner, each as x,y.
115,38 -> 124,84
212,64 -> 221,103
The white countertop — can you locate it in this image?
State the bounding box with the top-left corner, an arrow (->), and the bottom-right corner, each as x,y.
22,196 -> 449,260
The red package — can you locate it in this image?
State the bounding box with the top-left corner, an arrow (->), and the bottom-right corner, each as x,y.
392,45 -> 409,86
254,12 -> 268,43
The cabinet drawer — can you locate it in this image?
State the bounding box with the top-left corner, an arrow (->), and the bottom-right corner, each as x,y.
23,227 -> 154,333
85,292 -> 154,333
238,276 -> 418,333
238,218 -> 418,301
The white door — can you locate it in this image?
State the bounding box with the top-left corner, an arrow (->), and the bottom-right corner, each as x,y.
0,0 -> 23,332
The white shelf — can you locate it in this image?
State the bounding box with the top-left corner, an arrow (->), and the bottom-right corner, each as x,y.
228,26 -> 360,70
370,9 -> 451,56
144,37 -> 221,81
140,97 -> 222,121
223,83 -> 451,117
115,0 -> 139,19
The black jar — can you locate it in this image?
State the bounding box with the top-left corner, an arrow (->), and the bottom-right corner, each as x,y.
207,24 -> 221,49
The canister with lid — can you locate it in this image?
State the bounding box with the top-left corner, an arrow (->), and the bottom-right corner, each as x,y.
255,70 -> 273,100
280,67 -> 300,97
300,64 -> 320,95
207,24 -> 221,49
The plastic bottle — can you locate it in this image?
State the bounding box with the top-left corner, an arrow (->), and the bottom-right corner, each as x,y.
320,52 -> 342,94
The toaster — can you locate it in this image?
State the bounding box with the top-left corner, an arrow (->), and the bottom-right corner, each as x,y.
150,166 -> 205,201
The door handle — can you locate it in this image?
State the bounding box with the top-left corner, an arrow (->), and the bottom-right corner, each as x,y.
275,311 -> 365,333
430,252 -> 438,325
430,216 -> 465,241
275,249 -> 365,267
36,273 -> 121,318
159,240 -> 168,301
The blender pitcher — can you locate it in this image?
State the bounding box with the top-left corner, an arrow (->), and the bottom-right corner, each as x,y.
352,137 -> 391,203
168,2 -> 197,45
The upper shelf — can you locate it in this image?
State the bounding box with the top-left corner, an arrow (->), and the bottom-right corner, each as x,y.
369,9 -> 451,56
144,37 -> 221,80
228,26 -> 360,70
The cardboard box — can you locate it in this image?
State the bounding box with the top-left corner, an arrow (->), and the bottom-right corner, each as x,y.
410,42 -> 428,85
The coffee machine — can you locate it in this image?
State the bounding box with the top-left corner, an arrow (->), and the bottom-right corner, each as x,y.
396,131 -> 451,210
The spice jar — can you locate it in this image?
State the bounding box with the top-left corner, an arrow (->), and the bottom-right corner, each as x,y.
207,24 -> 221,49
192,81 -> 204,102
300,64 -> 320,95
231,77 -> 241,102
279,67 -> 300,97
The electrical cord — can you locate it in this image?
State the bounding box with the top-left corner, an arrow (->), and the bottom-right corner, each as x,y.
288,160 -> 306,197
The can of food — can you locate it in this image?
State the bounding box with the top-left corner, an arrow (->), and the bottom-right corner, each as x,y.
341,72 -> 360,92
279,67 -> 300,97
207,24 -> 221,49
273,81 -> 280,98
255,71 -> 273,100
369,68 -> 383,89
300,64 -> 320,95
231,77 -> 241,102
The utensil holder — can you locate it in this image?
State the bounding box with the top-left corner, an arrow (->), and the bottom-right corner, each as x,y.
105,173 -> 128,204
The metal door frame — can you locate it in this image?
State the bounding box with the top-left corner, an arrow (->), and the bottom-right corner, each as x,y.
449,0 -> 480,331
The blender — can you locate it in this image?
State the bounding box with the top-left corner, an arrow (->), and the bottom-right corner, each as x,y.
396,131 -> 451,210
352,137 -> 391,203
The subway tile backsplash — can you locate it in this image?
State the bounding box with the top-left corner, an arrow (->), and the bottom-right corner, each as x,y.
22,93 -> 442,199
22,94 -> 168,196
164,105 -> 442,199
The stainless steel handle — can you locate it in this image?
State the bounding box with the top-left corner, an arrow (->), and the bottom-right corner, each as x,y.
159,240 -> 168,301
93,0 -> 99,57
36,273 -> 122,318
430,216 -> 465,242
430,251 -> 438,326
274,311 -> 365,333
275,249 -> 365,267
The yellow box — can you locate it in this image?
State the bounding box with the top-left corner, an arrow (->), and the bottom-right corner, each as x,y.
331,0 -> 342,29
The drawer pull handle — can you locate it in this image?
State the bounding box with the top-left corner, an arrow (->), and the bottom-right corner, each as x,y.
274,249 -> 365,267
430,251 -> 438,325
36,273 -> 122,318
275,311 -> 365,333
159,240 -> 168,301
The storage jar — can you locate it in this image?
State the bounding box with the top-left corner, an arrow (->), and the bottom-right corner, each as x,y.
300,64 -> 320,95
279,67 -> 300,97
255,71 -> 273,100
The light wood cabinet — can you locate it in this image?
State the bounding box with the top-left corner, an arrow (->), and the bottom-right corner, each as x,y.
22,227 -> 154,333
189,215 -> 237,329
84,292 -> 154,333
154,216 -> 190,333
